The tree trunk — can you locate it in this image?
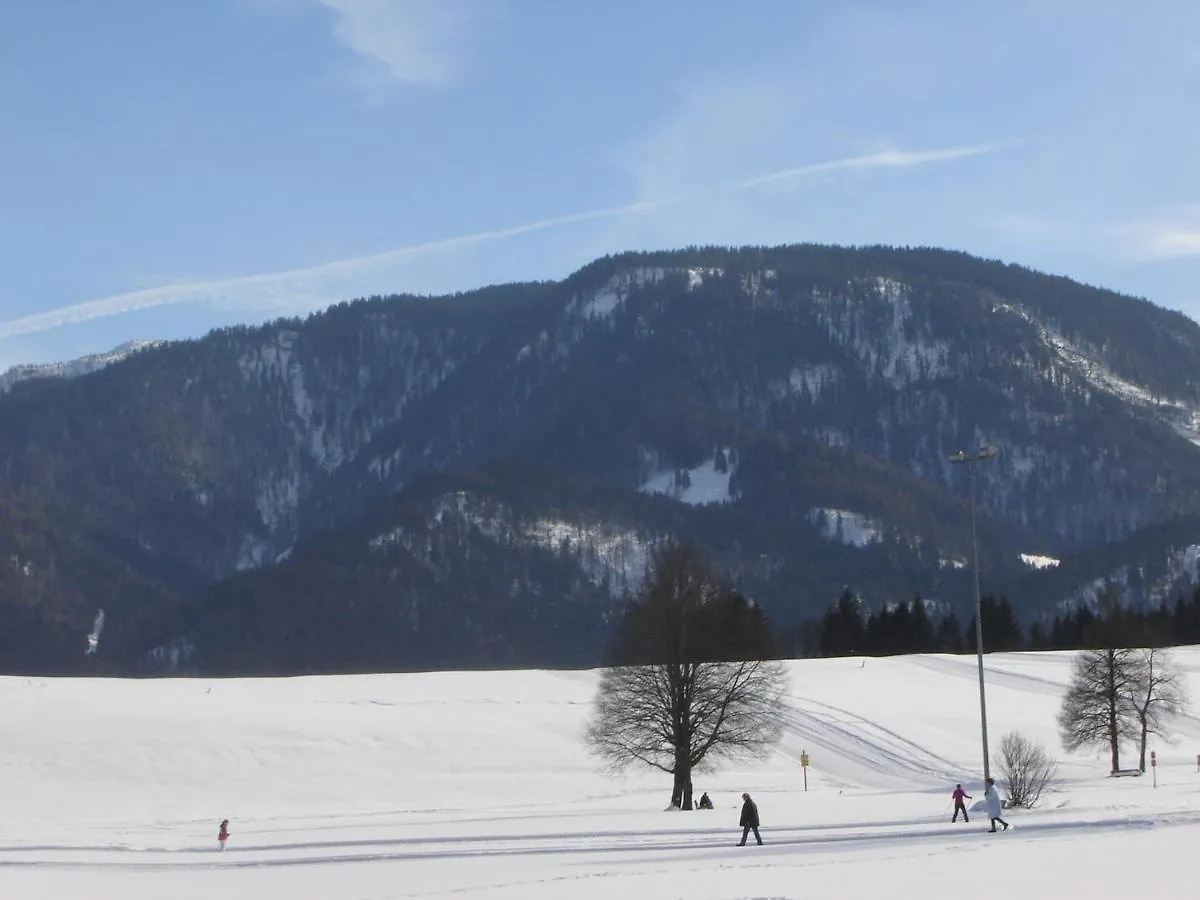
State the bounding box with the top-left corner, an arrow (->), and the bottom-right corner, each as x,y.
671,766 -> 693,810
1138,724 -> 1148,773
1107,706 -> 1121,773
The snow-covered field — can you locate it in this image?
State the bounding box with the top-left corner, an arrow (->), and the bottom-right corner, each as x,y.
4,650 -> 1200,899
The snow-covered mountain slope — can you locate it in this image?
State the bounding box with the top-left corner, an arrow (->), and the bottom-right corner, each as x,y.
0,339 -> 163,393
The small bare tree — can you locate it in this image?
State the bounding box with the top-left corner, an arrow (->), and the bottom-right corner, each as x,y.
585,541 -> 789,809
997,731 -> 1057,808
1129,647 -> 1190,772
1057,647 -> 1142,773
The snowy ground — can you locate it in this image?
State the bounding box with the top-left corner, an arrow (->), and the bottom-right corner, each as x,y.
4,650 -> 1200,899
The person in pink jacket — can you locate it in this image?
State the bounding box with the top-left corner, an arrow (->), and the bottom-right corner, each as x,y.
951,784 -> 972,823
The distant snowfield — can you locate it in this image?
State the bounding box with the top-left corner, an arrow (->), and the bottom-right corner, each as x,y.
5,651 -> 1200,899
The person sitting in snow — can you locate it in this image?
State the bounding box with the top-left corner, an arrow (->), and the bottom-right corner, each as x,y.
698,791 -> 713,810
218,819 -> 230,851
984,779 -> 1009,832
951,783 -> 972,822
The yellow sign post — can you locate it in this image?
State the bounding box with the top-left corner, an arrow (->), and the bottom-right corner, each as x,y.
800,750 -> 810,792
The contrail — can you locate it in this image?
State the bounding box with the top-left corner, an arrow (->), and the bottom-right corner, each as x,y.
0,143 -> 999,341
736,144 -> 998,189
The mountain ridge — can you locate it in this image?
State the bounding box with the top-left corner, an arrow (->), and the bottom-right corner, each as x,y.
0,339 -> 165,394
3,243 -> 1199,674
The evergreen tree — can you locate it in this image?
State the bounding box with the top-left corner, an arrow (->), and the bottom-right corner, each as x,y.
818,590 -> 865,657
1027,620 -> 1046,649
964,595 -> 1024,653
866,603 -> 894,655
891,601 -> 914,655
936,612 -> 964,652
910,595 -> 936,652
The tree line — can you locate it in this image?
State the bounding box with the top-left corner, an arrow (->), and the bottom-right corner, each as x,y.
814,585 -> 1200,659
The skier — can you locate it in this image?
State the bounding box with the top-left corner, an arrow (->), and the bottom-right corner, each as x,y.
698,791 -> 713,810
984,779 -> 1009,832
218,819 -> 230,851
737,792 -> 762,845
951,783 -> 971,823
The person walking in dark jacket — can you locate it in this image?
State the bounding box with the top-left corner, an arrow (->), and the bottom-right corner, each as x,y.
951,784 -> 971,823
738,792 -> 762,845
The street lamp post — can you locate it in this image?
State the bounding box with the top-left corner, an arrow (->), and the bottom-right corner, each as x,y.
949,445 -> 998,784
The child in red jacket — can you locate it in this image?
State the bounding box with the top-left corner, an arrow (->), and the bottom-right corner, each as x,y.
952,785 -> 971,823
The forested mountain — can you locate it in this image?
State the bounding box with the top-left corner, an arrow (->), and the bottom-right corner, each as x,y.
4,244 -> 1200,674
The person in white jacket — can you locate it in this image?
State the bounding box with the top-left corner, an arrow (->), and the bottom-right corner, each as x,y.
984,778 -> 1009,832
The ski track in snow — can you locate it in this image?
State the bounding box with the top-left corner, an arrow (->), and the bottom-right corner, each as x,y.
780,697 -> 962,788
910,654 -> 1070,697
5,810 -> 1197,873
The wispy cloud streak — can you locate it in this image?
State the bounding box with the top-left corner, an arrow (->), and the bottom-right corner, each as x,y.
737,144 -> 999,189
0,143 -> 997,340
317,0 -> 474,88
1121,224 -> 1200,261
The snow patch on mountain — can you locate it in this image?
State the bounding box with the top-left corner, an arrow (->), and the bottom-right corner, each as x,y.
782,363 -> 841,400
810,508 -> 882,547
576,267 -> 668,321
1020,553 -> 1060,569
255,467 -> 301,534
369,525 -> 410,553
686,266 -> 722,289
370,491 -> 653,597
813,278 -> 951,388
145,634 -> 196,671
996,302 -> 1200,449
241,331 -> 346,472
0,339 -> 164,393
1057,542 -> 1200,613
510,517 -> 653,596
574,265 -> 724,322
236,538 -> 272,571
639,450 -> 737,506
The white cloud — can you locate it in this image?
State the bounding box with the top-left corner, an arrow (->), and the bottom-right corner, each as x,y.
1093,206 -> 1200,262
986,207 -> 1200,264
1122,225 -> 1200,261
0,144 -> 995,342
316,0 -> 475,88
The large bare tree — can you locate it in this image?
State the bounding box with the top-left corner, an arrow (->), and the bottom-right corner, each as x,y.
1128,647 -> 1190,772
585,541 -> 788,810
1057,647 -> 1142,773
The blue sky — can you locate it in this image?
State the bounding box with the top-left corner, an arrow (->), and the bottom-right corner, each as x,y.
2,0 -> 1199,368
